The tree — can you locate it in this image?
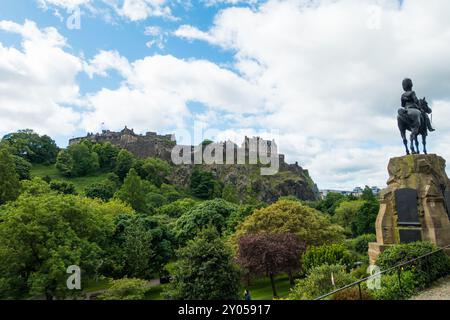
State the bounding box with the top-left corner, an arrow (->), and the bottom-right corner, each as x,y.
351,200 -> 379,237
236,233 -> 305,296
163,228 -> 241,300
314,192 -> 347,216
157,198 -> 198,218
235,199 -> 345,246
49,180 -> 77,195
69,142 -> 99,176
190,167 -> 216,199
11,155 -> 31,180
123,221 -> 153,279
56,149 -> 74,177
93,142 -> 120,171
109,214 -> 174,279
115,150 -> 135,180
174,198 -> 238,244
0,193 -> 123,299
135,157 -> 171,187
361,186 -> 376,202
114,169 -> 148,213
99,278 -> 149,300
85,182 -> 116,201
333,200 -> 365,233
0,148 -> 20,205
1,129 -> 59,164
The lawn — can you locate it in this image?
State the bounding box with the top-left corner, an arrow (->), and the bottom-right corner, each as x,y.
144,275 -> 294,301
31,164 -> 110,194
247,275 -> 293,300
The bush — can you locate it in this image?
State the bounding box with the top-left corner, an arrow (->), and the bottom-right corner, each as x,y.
376,242 -> 450,287
349,234 -> 376,255
331,286 -> 372,300
50,180 -> 77,195
12,155 -> 32,180
85,182 -> 115,201
303,244 -> 354,273
288,264 -> 356,300
99,278 -> 149,300
370,270 -> 420,300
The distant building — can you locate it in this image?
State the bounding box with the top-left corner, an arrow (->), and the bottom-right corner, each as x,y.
320,186 -> 382,199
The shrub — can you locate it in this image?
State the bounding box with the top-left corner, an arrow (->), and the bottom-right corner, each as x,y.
85,182 -> 115,201
331,286 -> 372,300
303,243 -> 354,273
50,180 -> 77,195
370,270 -> 419,300
349,234 -> 376,255
288,264 -> 356,300
376,242 -> 450,287
99,278 -> 149,300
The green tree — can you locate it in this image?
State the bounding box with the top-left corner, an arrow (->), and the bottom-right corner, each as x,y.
1,129 -> 59,164
157,198 -> 198,218
0,194 -> 122,299
175,198 -> 238,244
69,142 -> 100,176
333,200 -> 365,233
93,142 -> 120,171
114,169 -> 148,213
123,221 -> 153,279
351,200 -> 379,237
115,150 -> 136,180
85,182 -> 116,201
12,155 -> 32,180
190,167 -> 216,199
49,180 -> 77,195
163,228 -> 241,300
56,149 -> 74,177
235,199 -> 345,246
99,278 -> 149,300
0,148 -> 20,205
222,184 -> 239,203
135,157 -> 171,187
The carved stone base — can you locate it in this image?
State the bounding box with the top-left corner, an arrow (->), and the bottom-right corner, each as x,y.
369,154 -> 450,264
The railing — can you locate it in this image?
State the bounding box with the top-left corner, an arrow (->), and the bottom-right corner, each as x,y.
314,244 -> 450,300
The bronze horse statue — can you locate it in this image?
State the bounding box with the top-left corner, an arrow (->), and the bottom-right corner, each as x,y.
398,97 -> 432,155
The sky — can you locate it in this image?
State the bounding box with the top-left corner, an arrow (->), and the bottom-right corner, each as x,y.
1,0 -> 450,190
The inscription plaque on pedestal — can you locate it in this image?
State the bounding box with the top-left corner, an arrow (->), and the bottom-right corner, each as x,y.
444,188 -> 450,220
399,229 -> 422,243
395,188 -> 420,226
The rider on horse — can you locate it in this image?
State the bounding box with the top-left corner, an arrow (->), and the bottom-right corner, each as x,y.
401,78 -> 435,132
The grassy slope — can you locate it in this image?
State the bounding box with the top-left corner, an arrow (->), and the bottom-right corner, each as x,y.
31,164 -> 110,194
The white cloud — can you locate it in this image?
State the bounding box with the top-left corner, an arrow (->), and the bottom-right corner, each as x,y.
173,0 -> 450,188
38,0 -> 92,10
107,0 -> 174,21
0,20 -> 82,136
81,52 -> 266,134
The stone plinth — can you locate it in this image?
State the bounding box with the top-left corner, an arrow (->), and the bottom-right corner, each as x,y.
369,154 -> 450,264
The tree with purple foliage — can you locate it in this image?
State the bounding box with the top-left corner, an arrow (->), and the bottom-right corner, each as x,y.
236,233 -> 306,298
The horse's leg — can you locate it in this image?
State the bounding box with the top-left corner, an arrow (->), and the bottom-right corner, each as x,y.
415,134 -> 420,154
401,129 -> 410,155
410,132 -> 416,154
422,135 -> 427,154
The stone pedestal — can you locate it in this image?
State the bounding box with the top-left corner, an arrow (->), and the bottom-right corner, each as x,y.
369,154 -> 450,264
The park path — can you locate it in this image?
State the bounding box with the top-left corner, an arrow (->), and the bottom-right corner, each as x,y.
410,276 -> 450,300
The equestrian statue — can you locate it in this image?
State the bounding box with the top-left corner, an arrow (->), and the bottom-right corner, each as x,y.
397,78 -> 435,155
